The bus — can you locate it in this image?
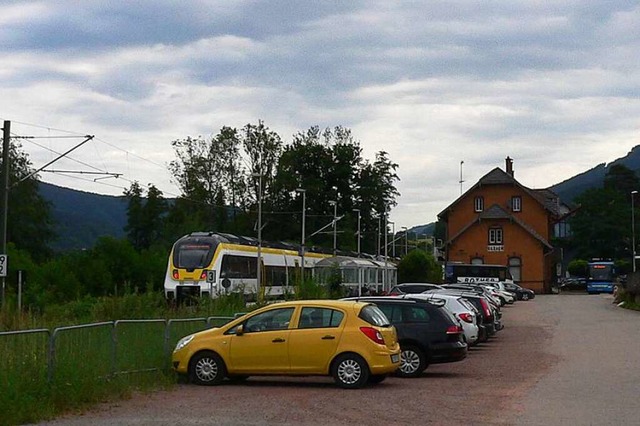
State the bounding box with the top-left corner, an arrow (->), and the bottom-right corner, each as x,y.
444,263 -> 515,285
163,232 -> 398,302
586,260 -> 616,294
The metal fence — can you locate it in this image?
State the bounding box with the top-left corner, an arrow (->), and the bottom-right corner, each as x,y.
0,316 -> 234,385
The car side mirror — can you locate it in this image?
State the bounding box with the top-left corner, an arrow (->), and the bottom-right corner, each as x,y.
236,324 -> 244,336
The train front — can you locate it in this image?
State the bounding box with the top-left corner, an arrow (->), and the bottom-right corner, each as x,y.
164,233 -> 221,302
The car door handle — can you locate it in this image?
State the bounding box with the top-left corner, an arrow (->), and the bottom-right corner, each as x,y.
272,338 -> 286,343
321,335 -> 335,340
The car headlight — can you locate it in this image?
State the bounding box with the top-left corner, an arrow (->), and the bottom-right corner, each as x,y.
174,334 -> 195,352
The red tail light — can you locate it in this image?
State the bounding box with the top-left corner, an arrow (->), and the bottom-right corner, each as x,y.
200,271 -> 207,280
458,313 -> 473,323
172,269 -> 179,280
479,298 -> 492,318
360,327 -> 385,345
446,325 -> 463,334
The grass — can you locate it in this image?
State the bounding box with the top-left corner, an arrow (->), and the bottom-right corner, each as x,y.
0,284 -> 337,425
0,291 -> 251,425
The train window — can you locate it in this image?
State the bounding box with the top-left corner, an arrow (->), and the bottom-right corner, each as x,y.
176,243 -> 213,269
221,255 -> 257,279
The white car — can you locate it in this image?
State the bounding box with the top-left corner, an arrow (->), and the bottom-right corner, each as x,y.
482,283 -> 515,305
401,293 -> 480,346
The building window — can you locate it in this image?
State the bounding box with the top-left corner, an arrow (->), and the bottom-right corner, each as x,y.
474,196 -> 484,212
471,257 -> 483,265
489,228 -> 503,244
512,196 -> 522,212
508,257 -> 522,282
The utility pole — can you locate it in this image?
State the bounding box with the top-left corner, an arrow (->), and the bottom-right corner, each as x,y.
1,121 -> 9,307
459,160 -> 465,195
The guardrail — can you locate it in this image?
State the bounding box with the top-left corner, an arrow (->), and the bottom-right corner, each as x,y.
0,315 -> 235,385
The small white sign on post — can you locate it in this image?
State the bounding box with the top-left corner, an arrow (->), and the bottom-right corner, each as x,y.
0,254 -> 7,277
206,270 -> 216,283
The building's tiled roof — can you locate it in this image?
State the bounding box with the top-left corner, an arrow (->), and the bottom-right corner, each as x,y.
477,168 -> 516,186
479,204 -> 511,220
438,167 -> 568,220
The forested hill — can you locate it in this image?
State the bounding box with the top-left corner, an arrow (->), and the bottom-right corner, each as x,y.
39,182 -> 128,251
38,145 -> 640,251
550,145 -> 640,203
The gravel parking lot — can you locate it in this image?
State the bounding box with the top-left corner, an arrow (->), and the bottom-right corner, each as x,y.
41,297 -> 563,426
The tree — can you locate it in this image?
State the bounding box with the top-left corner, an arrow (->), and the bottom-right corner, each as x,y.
604,164 -> 640,195
2,140 -> 54,260
570,165 -> 639,261
397,250 -> 442,283
124,183 -> 167,250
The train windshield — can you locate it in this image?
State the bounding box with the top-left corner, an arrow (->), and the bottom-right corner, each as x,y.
175,241 -> 216,269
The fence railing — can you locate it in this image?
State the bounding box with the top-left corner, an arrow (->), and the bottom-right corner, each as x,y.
0,315 -> 235,385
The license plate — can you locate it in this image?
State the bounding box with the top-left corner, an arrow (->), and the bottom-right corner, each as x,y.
391,354 -> 400,363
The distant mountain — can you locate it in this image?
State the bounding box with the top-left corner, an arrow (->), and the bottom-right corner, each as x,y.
407,223 -> 435,237
37,146 -> 640,252
39,182 -> 128,251
550,145 -> 640,203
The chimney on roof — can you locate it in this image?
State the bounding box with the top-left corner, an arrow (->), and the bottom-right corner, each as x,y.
505,156 -> 514,177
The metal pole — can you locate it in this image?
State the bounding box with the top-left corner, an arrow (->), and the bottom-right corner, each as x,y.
353,209 -> 361,257
257,173 -> 262,296
17,270 -> 22,312
459,160 -> 464,194
392,222 -> 396,258
633,191 -> 638,272
377,216 -> 381,257
384,213 -> 388,291
331,201 -> 337,256
1,121 -> 9,308
296,188 -> 306,280
402,226 -> 408,256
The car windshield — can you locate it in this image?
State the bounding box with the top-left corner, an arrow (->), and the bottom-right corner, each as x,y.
359,304 -> 391,327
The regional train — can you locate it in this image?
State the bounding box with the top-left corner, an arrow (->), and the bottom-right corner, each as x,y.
163,232 -> 397,302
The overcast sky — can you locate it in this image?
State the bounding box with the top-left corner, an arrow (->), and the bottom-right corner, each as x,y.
2,1 -> 640,229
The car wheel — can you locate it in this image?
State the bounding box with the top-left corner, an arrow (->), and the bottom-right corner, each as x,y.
332,354 -> 370,389
522,293 -> 529,301
367,374 -> 387,385
397,345 -> 426,378
189,351 -> 226,386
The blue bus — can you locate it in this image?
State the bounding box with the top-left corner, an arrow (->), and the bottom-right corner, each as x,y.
586,260 -> 616,294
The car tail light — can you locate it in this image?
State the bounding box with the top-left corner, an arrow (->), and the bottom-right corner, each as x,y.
172,269 -> 179,280
360,327 -> 385,345
458,313 -> 473,323
479,298 -> 492,318
200,271 -> 207,280
446,325 -> 463,334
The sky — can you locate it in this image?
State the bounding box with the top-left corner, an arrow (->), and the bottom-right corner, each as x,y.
2,1 -> 640,230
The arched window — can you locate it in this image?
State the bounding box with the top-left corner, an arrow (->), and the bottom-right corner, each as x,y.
508,257 -> 522,282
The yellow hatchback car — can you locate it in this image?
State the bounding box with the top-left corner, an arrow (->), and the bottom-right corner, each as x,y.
172,300 -> 401,388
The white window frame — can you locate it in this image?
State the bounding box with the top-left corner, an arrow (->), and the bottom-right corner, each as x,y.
512,196 -> 522,212
489,228 -> 503,244
474,196 -> 484,212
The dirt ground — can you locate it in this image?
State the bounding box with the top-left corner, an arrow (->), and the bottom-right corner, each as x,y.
39,299 -> 557,426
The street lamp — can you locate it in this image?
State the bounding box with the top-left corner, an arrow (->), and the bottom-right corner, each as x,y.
252,172 -> 263,296
353,209 -> 361,257
389,221 -> 395,258
401,226 -> 408,256
633,190 -> 638,272
329,200 -> 337,256
296,188 -> 306,280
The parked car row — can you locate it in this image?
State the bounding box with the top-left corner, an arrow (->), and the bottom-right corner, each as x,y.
172,282 -> 533,389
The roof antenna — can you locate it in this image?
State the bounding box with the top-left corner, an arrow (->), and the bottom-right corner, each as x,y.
459,160 -> 465,194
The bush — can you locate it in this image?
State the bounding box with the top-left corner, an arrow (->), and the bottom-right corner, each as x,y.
567,259 -> 589,278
